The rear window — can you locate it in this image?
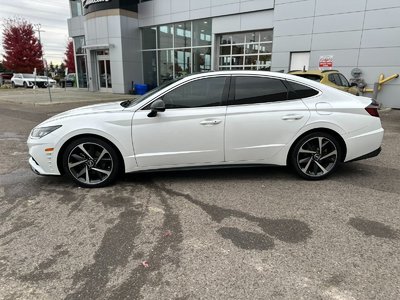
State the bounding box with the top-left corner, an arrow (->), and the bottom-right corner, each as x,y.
286,81 -> 319,99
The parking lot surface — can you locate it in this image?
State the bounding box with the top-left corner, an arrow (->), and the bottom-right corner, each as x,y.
0,97 -> 399,299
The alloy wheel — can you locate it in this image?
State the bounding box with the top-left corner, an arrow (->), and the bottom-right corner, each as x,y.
67,142 -> 113,185
296,136 -> 338,178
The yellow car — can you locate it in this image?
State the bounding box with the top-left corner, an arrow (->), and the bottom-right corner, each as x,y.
288,70 -> 359,95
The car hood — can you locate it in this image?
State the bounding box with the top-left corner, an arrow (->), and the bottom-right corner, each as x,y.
43,102 -> 125,123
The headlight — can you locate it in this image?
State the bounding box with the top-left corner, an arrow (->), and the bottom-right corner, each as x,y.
31,125 -> 62,138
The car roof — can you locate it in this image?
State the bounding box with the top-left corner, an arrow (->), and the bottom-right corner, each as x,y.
180,70 -> 326,87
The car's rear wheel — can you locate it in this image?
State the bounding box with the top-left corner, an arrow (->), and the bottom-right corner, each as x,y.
23,81 -> 27,88
62,137 -> 120,188
290,132 -> 341,180
11,82 -> 15,88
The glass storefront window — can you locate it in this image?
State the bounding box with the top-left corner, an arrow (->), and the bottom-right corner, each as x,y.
76,55 -> 87,88
192,20 -> 211,47
220,35 -> 231,45
158,25 -> 173,49
174,22 -> 191,48
245,44 -> 258,54
260,31 -> 273,42
231,33 -> 244,44
143,51 -> 157,89
142,27 -> 157,50
244,32 -> 259,44
74,36 -> 85,55
193,47 -> 211,72
142,19 -> 211,86
70,0 -> 83,17
219,57 -> 231,66
259,43 -> 272,54
220,46 -> 231,55
231,56 -> 243,66
217,29 -> 273,71
174,48 -> 191,78
232,45 -> 244,55
245,56 -> 258,65
158,50 -> 174,84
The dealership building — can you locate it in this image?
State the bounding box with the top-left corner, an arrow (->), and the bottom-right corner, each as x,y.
67,0 -> 400,108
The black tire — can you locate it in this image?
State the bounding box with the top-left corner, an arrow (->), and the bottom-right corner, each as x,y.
62,137 -> 120,188
290,132 -> 342,180
23,81 -> 27,88
11,82 -> 15,88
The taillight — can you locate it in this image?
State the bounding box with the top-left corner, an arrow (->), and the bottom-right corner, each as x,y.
365,106 -> 380,117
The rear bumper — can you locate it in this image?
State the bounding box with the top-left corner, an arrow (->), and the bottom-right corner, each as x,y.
344,127 -> 384,162
347,147 -> 381,162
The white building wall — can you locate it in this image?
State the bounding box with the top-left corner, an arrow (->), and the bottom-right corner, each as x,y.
84,13 -> 142,94
68,0 -> 400,107
138,0 -> 274,27
272,0 -> 400,108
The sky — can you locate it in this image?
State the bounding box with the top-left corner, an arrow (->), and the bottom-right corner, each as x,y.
0,0 -> 70,65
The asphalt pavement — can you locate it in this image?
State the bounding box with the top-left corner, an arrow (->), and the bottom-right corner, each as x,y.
0,92 -> 399,300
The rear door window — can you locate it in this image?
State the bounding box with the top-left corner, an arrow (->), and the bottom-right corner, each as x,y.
230,76 -> 288,105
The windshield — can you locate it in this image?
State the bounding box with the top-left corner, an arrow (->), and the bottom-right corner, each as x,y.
126,78 -> 182,107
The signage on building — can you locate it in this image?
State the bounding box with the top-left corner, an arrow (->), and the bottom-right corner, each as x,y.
81,0 -> 138,15
82,0 -> 110,9
319,55 -> 333,69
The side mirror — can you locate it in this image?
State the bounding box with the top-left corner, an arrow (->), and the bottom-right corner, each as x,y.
350,82 -> 358,87
147,99 -> 166,117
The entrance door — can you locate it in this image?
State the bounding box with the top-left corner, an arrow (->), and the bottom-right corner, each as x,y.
97,53 -> 112,92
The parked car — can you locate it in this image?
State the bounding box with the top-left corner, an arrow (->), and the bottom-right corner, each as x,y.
0,72 -> 13,86
27,71 -> 383,187
60,73 -> 76,88
11,73 -> 54,88
38,76 -> 56,87
288,70 -> 360,95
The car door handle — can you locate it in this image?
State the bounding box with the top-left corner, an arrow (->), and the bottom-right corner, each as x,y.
200,119 -> 222,126
282,114 -> 304,121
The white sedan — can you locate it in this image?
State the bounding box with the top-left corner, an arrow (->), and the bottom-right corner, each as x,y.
27,71 -> 383,188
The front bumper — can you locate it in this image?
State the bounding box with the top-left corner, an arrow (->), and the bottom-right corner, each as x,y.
28,139 -> 61,176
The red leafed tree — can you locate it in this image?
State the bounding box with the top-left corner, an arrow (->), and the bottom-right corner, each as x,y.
2,18 -> 43,73
64,40 -> 76,73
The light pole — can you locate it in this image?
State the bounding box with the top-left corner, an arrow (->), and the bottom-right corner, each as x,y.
34,23 -> 52,102
34,24 -> 45,72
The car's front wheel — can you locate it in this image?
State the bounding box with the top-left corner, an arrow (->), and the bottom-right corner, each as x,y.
290,132 -> 342,180
62,137 -> 120,188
